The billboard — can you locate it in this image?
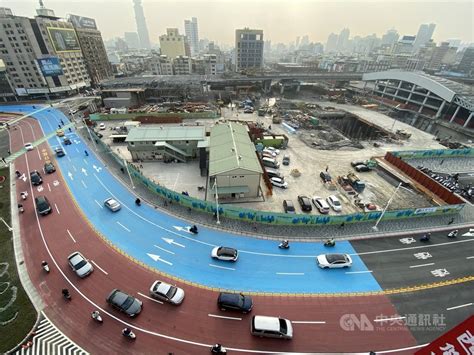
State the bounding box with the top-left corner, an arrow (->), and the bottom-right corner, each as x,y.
37,57 -> 63,76
47,27 -> 81,52
69,15 -> 97,30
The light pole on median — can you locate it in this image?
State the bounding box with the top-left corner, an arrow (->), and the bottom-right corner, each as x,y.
0,217 -> 13,232
124,159 -> 135,189
372,182 -> 402,231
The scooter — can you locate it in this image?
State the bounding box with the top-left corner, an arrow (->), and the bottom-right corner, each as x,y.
324,238 -> 336,247
447,230 -> 458,238
210,344 -> 227,353
62,289 -> 71,300
41,261 -> 50,273
122,328 -> 136,340
91,311 -> 103,323
278,241 -> 290,249
20,191 -> 28,200
420,233 -> 431,242
18,204 -> 24,213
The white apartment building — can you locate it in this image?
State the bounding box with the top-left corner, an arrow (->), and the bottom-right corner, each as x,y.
184,17 -> 199,56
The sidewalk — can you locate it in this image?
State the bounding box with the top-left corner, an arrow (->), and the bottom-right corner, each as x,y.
83,127 -> 474,241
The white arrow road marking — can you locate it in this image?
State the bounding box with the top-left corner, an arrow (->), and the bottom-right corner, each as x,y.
276,272 -> 305,275
137,292 -> 163,304
53,180 -> 59,186
466,256 -> 474,259
66,229 -> 76,243
93,165 -> 102,173
81,180 -> 87,188
208,314 -> 242,321
147,253 -> 173,266
94,200 -> 103,208
292,321 -> 326,324
173,226 -> 193,233
209,264 -> 235,271
54,203 -> 60,214
162,238 -> 185,248
154,245 -> 175,255
409,263 -> 435,268
116,221 -> 130,232
91,260 -> 108,275
37,185 -> 44,192
462,229 -> 474,237
67,172 -> 74,180
345,270 -> 373,274
81,167 -> 88,176
446,303 -> 472,311
374,316 -> 406,322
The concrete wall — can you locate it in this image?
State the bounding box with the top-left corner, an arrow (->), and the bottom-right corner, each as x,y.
215,168 -> 261,198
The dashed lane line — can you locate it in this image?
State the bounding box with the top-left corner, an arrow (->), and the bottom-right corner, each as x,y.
116,221 -> 130,232
208,314 -> 242,321
409,263 -> 435,268
374,316 -> 406,322
209,264 -> 235,271
446,303 -> 472,311
137,292 -> 163,304
90,260 -> 108,275
276,272 -> 305,275
345,270 -> 373,274
66,229 -> 76,243
292,321 -> 326,324
54,203 -> 60,214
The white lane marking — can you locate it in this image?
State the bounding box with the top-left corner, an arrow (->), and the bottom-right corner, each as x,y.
137,292 -> 163,304
162,237 -> 185,248
154,245 -> 175,255
376,343 -> 429,354
116,221 -> 130,232
54,203 -> 60,214
147,253 -> 173,266
90,260 -> 108,275
466,256 -> 474,259
66,229 -> 76,243
208,314 -> 242,321
409,262 -> 435,268
292,321 -> 326,324
446,303 -> 472,311
209,264 -> 235,271
47,183 -> 51,192
81,180 -> 87,188
36,148 -> 42,160
374,316 -> 406,322
276,272 -> 305,276
83,158 -> 88,165
173,173 -> 180,190
72,165 -> 77,172
94,200 -> 103,208
66,155 -> 71,162
75,147 -> 79,153
345,270 -> 373,274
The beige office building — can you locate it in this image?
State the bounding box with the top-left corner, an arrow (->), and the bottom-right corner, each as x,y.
159,28 -> 190,59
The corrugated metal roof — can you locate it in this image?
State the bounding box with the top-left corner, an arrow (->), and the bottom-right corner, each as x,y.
125,126 -> 206,142
209,122 -> 262,176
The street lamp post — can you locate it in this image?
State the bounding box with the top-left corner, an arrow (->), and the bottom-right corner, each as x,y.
0,217 -> 13,232
372,182 -> 402,231
213,178 -> 220,225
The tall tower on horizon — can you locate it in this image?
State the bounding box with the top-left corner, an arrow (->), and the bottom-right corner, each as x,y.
184,17 -> 199,56
133,0 -> 151,49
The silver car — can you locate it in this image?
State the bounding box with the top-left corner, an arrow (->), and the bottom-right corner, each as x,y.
67,251 -> 94,278
317,254 -> 352,269
149,280 -> 185,305
211,247 -> 239,262
104,197 -> 121,212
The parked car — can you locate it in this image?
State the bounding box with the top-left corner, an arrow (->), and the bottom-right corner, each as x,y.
24,143 -> 34,151
283,200 -> 296,213
265,147 -> 280,155
297,195 -> 312,212
265,168 -> 283,179
262,149 -> 277,157
317,254 -> 352,269
44,162 -> 56,174
351,160 -> 365,167
106,289 -> 142,317
262,151 -> 276,159
326,195 -> 342,212
99,123 -> 106,130
63,137 -> 72,145
149,280 -> 185,305
320,171 -> 332,183
67,251 -> 93,278
30,170 -> 43,185
312,196 -> 330,214
35,196 -> 52,215
104,197 -> 121,212
270,176 -> 288,189
217,292 -> 253,313
55,147 -> 65,157
56,129 -> 65,137
282,155 -> 290,165
94,131 -> 104,139
354,164 -> 370,172
211,247 -> 238,262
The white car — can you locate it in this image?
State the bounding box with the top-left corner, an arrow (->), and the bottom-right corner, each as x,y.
149,280 -> 185,305
317,254 -> 352,269
67,251 -> 94,278
312,196 -> 330,214
262,149 -> 277,157
24,143 -> 34,151
265,147 -> 280,155
99,123 -> 106,130
211,246 -> 238,262
104,197 -> 121,212
326,195 -> 342,212
270,176 -> 288,189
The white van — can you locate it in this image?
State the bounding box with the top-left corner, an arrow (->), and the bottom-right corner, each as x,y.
262,157 -> 280,169
250,315 -> 293,339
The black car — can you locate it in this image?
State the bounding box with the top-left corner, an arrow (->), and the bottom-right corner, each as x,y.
320,171 -> 332,183
106,289 -> 142,317
354,164 -> 370,172
55,147 -> 65,157
35,196 -> 52,215
30,170 -> 43,185
283,200 -> 296,213
63,137 -> 72,145
217,292 -> 253,313
297,195 -> 312,212
44,162 -> 56,174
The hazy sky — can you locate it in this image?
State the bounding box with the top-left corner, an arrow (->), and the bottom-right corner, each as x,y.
2,0 -> 473,45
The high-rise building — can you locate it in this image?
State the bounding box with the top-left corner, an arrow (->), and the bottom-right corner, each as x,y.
0,58 -> 15,101
68,14 -> 113,86
235,28 -> 264,72
428,42 -> 457,70
184,17 -> 199,56
133,0 -> 151,49
336,28 -> 350,52
381,29 -> 399,47
413,23 -> 436,52
392,35 -> 416,55
159,28 -> 189,58
124,32 -> 140,49
325,33 -> 338,53
458,47 -> 474,74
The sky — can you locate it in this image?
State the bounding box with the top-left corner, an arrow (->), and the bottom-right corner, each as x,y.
2,0 -> 473,46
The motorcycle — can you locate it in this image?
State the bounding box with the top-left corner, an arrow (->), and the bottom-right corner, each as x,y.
18,204 -> 24,213
91,311 -> 103,323
20,191 -> 28,200
198,186 -> 205,191
420,233 -> 431,242
41,261 -> 50,273
189,225 -> 198,234
210,344 -> 227,354
122,328 -> 136,340
324,239 -> 336,247
278,241 -> 290,249
62,289 -> 71,300
447,230 -> 458,238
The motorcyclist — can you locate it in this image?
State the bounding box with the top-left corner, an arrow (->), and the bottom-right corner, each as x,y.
84,150 -> 89,156
279,240 -> 289,248
324,238 -> 335,246
18,204 -> 24,213
91,311 -> 100,319
190,225 -> 198,234
135,198 -> 141,206
211,344 -> 224,353
62,288 -> 70,298
122,328 -> 133,337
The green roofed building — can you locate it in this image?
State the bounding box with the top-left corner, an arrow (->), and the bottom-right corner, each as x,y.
209,122 -> 262,198
126,125 -> 207,162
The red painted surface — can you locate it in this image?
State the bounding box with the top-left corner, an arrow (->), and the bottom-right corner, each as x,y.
11,117 -> 417,353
